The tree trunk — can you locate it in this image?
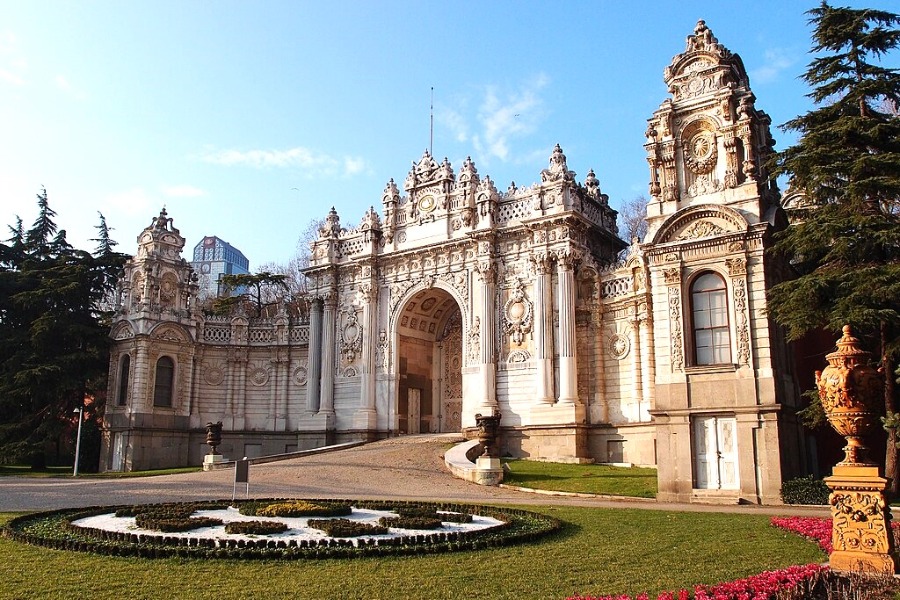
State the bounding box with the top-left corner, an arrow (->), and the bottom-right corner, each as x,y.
882,322 -> 899,497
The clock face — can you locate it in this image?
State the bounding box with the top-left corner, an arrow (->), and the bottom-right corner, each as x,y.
419,195 -> 436,212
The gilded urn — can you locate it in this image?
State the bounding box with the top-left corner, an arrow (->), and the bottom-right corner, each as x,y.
815,326 -> 884,465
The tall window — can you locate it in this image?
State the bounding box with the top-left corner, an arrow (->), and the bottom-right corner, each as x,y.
153,356 -> 175,407
691,272 -> 730,365
117,355 -> 130,406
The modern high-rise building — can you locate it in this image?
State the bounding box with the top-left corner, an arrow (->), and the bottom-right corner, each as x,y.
190,236 -> 250,298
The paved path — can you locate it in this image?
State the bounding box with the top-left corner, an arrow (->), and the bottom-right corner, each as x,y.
0,434 -> 830,517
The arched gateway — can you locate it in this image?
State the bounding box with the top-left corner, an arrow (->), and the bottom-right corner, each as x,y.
102,22 -> 811,505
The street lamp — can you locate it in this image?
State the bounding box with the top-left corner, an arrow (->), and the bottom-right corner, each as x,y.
73,407 -> 84,477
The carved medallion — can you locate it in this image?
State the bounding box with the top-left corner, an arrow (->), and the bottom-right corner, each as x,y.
609,333 -> 631,360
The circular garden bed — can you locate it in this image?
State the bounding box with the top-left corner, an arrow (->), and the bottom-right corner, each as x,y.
2,499 -> 560,560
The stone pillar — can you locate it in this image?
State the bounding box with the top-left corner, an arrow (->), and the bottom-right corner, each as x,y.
556,253 -> 578,405
355,284 -> 378,429
478,264 -> 498,411
319,293 -> 337,416
629,315 -> 643,419
532,254 -> 554,404
640,314 -> 655,421
306,299 -> 323,413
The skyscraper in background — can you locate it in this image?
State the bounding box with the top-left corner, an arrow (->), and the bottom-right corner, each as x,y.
190,236 -> 250,298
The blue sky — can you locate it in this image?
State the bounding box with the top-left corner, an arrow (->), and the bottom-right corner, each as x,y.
0,1 -> 890,267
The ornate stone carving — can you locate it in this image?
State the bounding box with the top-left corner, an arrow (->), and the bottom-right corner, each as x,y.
507,349 -> 530,364
468,316 -> 481,364
668,286 -> 684,371
663,267 -> 681,286
816,326 -> 884,466
676,220 -> 726,240
831,491 -> 892,554
609,332 -> 630,360
339,306 -> 363,365
293,364 -> 308,386
249,364 -> 269,386
375,329 -> 389,372
732,278 -> 751,366
502,281 -> 533,346
203,360 -> 226,386
683,130 -> 717,174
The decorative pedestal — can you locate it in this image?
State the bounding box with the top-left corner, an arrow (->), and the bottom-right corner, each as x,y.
826,465 -> 897,574
202,453 -> 226,471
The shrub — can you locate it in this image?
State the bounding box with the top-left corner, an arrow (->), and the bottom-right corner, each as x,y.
134,515 -> 223,533
225,520 -> 288,535
250,501 -> 352,518
781,475 -> 830,505
307,519 -> 388,537
380,516 -> 444,530
438,511 -> 473,524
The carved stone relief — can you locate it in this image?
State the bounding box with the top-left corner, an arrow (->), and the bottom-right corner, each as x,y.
668,286 -> 684,371
609,332 -> 631,360
502,281 -> 533,346
732,277 -> 751,366
203,360 -> 226,386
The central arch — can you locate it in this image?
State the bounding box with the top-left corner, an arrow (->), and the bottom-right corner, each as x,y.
394,287 -> 464,434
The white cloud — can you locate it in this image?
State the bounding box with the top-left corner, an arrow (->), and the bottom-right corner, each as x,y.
471,73 -> 549,163
54,74 -> 88,101
199,146 -> 369,178
0,31 -> 26,87
162,184 -> 207,198
750,48 -> 796,84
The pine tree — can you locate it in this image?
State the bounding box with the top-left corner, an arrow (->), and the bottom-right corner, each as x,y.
0,192 -> 127,468
769,2 -> 900,488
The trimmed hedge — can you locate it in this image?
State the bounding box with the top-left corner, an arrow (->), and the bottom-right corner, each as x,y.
307,518 -> 388,537
225,520 -> 289,535
781,475 -> 830,505
134,515 -> 223,533
379,516 -> 444,530
2,498 -> 560,560
241,500 -> 352,518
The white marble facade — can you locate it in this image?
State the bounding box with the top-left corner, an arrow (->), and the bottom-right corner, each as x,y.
101,21 -> 806,504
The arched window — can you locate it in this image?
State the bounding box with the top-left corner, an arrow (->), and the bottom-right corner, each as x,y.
117,355 -> 130,406
153,356 -> 175,408
691,272 -> 730,365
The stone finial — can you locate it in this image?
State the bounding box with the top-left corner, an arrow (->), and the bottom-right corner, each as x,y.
359,206 -> 382,231
541,144 -> 575,183
459,156 -> 479,183
320,207 -> 341,238
382,178 -> 400,204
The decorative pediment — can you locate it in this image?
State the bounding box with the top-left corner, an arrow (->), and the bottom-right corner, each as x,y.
150,324 -> 190,343
111,323 -> 135,340
651,204 -> 748,244
663,20 -> 748,95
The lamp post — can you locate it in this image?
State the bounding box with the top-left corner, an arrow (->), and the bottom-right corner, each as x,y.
73,407 -> 84,477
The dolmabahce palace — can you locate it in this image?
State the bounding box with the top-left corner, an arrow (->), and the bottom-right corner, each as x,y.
100,21 -> 815,504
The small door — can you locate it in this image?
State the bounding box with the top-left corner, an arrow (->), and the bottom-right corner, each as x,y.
693,416 -> 739,490
111,433 -> 125,472
408,388 -> 421,434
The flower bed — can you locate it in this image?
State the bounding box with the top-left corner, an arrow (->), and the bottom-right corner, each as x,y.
244,500 -> 352,518
568,564 -> 828,600
1,499 -> 559,560
770,515 -> 900,554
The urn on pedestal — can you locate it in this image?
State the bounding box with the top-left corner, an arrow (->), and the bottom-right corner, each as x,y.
205,421 -> 223,456
816,325 -> 897,574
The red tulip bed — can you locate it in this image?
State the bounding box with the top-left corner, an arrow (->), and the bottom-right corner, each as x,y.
567,517 -> 900,600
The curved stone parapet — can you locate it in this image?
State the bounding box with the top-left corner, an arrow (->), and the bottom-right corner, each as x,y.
444,440 -> 504,486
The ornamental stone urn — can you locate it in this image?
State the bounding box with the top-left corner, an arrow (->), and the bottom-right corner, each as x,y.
815,325 -> 883,466
474,412 -> 501,458
817,326 -> 897,574
205,421 -> 223,456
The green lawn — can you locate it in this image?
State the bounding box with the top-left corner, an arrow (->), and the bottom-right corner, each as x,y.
503,459 -> 658,498
0,466 -> 201,478
0,507 -> 823,600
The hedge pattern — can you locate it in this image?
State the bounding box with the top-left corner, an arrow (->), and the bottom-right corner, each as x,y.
1,499 -> 560,560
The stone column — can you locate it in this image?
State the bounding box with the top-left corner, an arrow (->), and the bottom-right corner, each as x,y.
531,254 -> 554,404
556,253 -> 578,405
319,293 -> 337,416
629,315 -> 643,419
640,314 -> 655,421
478,263 -> 498,411
306,299 -> 323,413
357,284 -> 378,428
